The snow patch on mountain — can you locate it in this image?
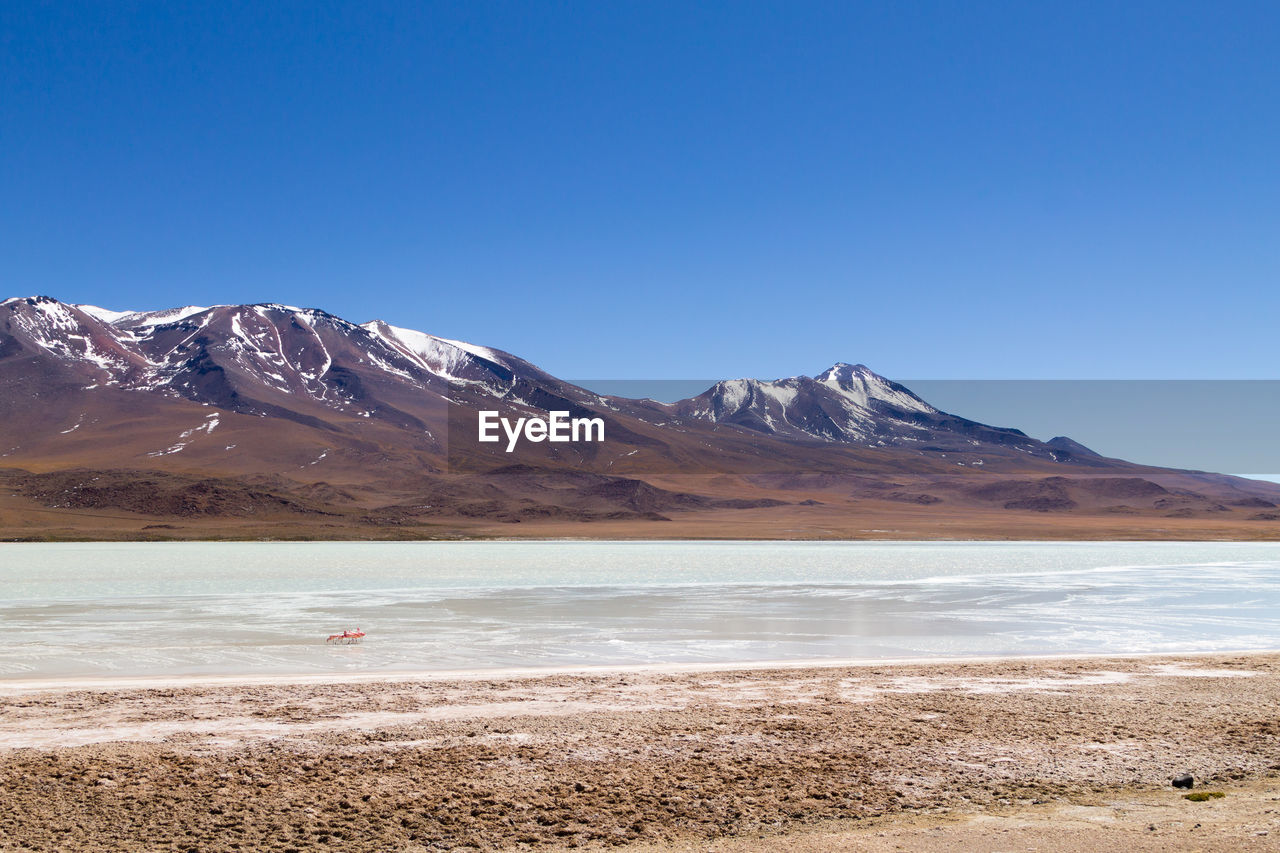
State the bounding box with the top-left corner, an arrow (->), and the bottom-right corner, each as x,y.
146,414 -> 219,457
75,304 -> 137,323
816,363 -> 934,414
361,321 -> 509,387
433,335 -> 506,366
128,306 -> 213,327
77,305 -> 215,330
2,298 -> 137,378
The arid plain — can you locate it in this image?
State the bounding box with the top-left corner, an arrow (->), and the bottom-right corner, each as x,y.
2,653 -> 1279,851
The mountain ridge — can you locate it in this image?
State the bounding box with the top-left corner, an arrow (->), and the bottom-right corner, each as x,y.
3,294 -> 1278,540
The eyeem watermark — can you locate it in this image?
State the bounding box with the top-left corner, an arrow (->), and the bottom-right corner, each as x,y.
478,410 -> 605,452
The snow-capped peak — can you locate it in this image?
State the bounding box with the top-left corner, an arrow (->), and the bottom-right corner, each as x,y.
69,304 -> 215,328
674,361 -> 941,444
119,306 -> 213,328
815,362 -> 872,382
362,320 -> 508,377
75,304 -> 138,323
816,362 -> 934,414
2,296 -> 145,377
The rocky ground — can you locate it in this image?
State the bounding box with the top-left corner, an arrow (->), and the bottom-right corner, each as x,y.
2,654 -> 1279,850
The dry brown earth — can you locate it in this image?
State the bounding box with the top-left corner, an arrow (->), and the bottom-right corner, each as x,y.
2,654 -> 1279,850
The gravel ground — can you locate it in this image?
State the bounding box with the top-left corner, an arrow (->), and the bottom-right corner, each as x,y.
2,653 -> 1279,851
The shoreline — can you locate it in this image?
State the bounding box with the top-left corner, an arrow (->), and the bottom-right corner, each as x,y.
3,651 -> 1280,849
9,535 -> 1280,543
3,645 -> 1278,694
17,531 -> 1280,543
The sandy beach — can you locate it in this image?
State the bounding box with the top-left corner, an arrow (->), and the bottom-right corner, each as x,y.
1,653 -> 1279,850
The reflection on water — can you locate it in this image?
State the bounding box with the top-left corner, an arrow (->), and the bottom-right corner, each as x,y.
2,541 -> 1279,679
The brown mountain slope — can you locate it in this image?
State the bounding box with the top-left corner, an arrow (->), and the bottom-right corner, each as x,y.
2,295 -> 1278,540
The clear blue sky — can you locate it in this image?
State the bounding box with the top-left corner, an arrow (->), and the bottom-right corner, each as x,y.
3,2 -> 1277,379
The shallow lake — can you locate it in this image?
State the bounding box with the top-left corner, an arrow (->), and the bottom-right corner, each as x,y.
2,540 -> 1279,680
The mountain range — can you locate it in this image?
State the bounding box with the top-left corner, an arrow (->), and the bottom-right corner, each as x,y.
2,295 -> 1277,540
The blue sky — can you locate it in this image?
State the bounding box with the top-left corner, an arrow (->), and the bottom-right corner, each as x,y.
3,2 -> 1277,380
